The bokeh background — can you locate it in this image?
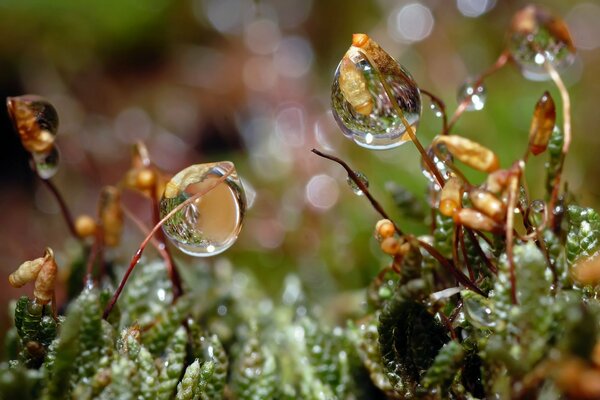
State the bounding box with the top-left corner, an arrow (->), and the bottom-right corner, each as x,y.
0,0 -> 599,336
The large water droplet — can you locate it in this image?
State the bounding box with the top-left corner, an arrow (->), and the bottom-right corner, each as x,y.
331,34 -> 421,150
457,80 -> 487,111
507,5 -> 576,81
160,162 -> 246,257
33,147 -> 60,179
346,171 -> 369,196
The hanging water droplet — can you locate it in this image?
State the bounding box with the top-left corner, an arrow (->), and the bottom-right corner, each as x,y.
6,95 -> 59,154
530,199 -> 546,214
462,290 -> 496,329
457,80 -> 487,111
32,147 -> 60,179
160,162 -> 246,257
420,144 -> 453,185
346,171 -> 369,196
331,34 -> 422,150
507,5 -> 576,81
429,102 -> 443,118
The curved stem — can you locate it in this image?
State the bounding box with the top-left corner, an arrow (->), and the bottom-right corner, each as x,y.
447,51 -> 510,133
356,48 -> 446,187
83,228 -> 103,286
40,178 -> 79,240
102,166 -> 234,319
311,148 -> 404,235
420,88 -> 449,135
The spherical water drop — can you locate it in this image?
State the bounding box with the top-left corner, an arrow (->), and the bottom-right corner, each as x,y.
530,199 -> 545,214
160,161 -> 246,257
331,34 -> 421,150
346,171 -> 369,196
457,80 -> 487,111
507,5 -> 576,81
420,145 -> 453,185
33,147 -> 60,179
429,102 -> 443,118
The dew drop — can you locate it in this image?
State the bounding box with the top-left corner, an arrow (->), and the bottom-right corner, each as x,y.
420,145 -> 453,185
429,102 -> 443,118
530,199 -> 545,214
331,34 -> 421,150
160,161 -> 246,257
507,5 -> 576,81
462,291 -> 496,329
457,79 -> 487,111
346,171 -> 369,196
33,147 -> 60,179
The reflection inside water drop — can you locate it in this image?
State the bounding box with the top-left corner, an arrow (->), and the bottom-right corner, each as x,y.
160,162 -> 246,257
346,171 -> 369,196
457,80 -> 487,111
33,147 -> 60,180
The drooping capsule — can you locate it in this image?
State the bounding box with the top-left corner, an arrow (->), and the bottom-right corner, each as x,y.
75,214 -> 97,238
433,135 -> 499,173
453,208 -> 503,233
160,162 -> 246,257
507,5 -> 576,81
484,169 -> 510,194
6,95 -> 59,154
439,176 -> 463,217
331,33 -> 422,150
375,219 -> 395,240
528,91 -> 556,156
468,188 -> 506,222
99,186 -> 123,247
9,254 -> 45,288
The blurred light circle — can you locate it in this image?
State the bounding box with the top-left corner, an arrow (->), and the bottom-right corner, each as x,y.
388,3 -> 434,43
244,18 -> 281,54
274,36 -> 314,78
456,0 -> 496,18
270,0 -> 313,28
243,57 -> 277,91
305,174 -> 339,211
114,107 -> 153,144
566,3 -> 600,50
196,0 -> 255,34
276,106 -> 306,148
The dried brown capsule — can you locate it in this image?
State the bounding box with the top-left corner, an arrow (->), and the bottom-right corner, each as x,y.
439,176 -> 463,217
339,57 -> 373,116
484,169 -> 511,193
453,208 -> 503,233
380,237 -> 401,255
33,248 -> 58,304
572,252 -> 600,285
469,188 -> 506,222
6,95 -> 58,154
528,91 -> 556,156
99,186 -> 123,247
433,135 -> 500,173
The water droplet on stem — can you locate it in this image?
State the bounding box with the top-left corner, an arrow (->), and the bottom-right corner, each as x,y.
331,34 -> 422,150
33,147 -> 60,179
457,80 -> 487,111
160,162 -> 246,257
346,171 -> 369,196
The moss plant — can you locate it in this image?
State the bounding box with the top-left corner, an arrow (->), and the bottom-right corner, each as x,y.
3,4 -> 600,400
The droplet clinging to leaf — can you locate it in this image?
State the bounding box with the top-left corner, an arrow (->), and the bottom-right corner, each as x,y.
507,5 -> 576,81
160,162 -> 246,257
528,91 -> 556,156
331,34 -> 422,150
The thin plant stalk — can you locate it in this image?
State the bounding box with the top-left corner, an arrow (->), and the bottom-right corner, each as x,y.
420,88 -> 449,135
545,61 -> 571,220
355,48 -> 446,187
103,166 -> 234,319
39,177 -> 79,240
311,148 -> 485,296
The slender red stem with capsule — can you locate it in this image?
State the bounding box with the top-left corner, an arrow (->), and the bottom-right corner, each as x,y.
103,166 -> 234,319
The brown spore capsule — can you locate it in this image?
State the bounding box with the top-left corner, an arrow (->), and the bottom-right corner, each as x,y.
469,188 -> 507,222
529,91 -> 556,156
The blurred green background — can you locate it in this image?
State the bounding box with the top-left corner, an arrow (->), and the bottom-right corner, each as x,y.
0,0 -> 598,333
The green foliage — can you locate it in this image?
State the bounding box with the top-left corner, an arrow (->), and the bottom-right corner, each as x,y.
230,334 -> 278,400
421,340 -> 465,393
545,127 -> 564,196
433,213 -> 454,259
566,205 -> 600,267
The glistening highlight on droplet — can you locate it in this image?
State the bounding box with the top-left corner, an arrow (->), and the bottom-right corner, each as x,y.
507,5 -> 576,81
331,33 -> 422,150
159,162 -> 246,257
